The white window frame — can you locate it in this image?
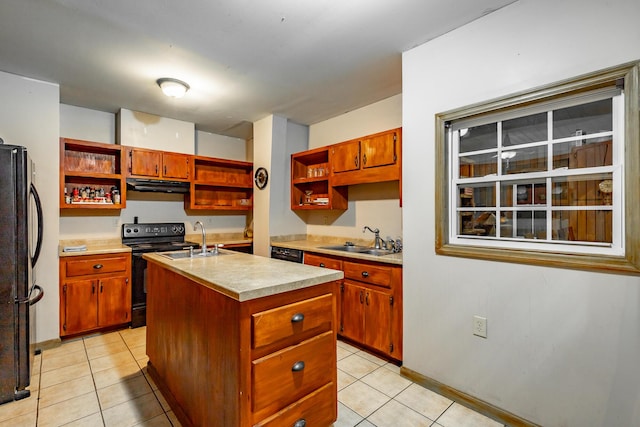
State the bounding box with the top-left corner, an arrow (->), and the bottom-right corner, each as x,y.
434,61 -> 640,275
448,90 -> 624,256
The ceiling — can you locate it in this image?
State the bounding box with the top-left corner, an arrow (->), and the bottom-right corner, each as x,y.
0,0 -> 516,140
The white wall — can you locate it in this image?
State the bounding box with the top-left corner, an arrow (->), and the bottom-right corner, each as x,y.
307,95 -> 402,241
269,121 -> 308,237
0,71 -> 60,343
402,1 -> 640,425
196,131 -> 247,161
117,109 -> 195,154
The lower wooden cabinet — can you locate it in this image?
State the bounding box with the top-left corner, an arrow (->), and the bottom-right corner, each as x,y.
59,253 -> 132,337
306,252 -> 402,361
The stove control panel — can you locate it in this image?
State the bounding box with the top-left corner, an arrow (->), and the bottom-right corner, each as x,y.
122,222 -> 186,239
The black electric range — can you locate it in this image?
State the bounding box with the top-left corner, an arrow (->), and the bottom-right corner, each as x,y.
122,222 -> 200,327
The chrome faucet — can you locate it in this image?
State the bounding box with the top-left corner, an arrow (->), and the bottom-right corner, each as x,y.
363,226 -> 383,249
194,221 -> 207,254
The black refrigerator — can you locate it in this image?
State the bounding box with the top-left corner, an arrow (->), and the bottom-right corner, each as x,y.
0,142 -> 44,404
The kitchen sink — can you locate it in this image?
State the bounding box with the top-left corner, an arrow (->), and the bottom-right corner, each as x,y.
159,250 -> 227,260
319,244 -> 371,252
360,248 -> 393,256
318,244 -> 394,256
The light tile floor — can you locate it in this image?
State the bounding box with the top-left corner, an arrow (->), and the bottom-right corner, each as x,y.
0,328 -> 505,427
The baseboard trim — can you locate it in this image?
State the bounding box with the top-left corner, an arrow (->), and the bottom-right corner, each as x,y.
400,366 -> 541,427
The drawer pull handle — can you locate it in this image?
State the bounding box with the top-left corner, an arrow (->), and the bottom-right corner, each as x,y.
93,264 -> 103,269
291,313 -> 305,323
291,361 -> 305,372
319,262 -> 325,267
361,271 -> 369,278
294,419 -> 307,427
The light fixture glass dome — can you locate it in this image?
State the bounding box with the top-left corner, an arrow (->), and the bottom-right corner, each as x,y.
156,78 -> 190,98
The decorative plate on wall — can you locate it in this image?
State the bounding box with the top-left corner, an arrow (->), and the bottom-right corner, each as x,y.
254,167 -> 268,190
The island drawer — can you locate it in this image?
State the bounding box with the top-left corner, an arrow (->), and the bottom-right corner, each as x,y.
304,252 -> 342,270
252,294 -> 333,349
64,253 -> 129,277
252,331 -> 334,413
343,260 -> 392,288
255,382 -> 335,427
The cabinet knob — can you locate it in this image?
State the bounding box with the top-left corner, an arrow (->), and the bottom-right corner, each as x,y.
291,361 -> 305,372
291,313 -> 305,323
93,264 -> 103,269
354,155 -> 359,168
363,153 -> 367,165
293,419 -> 307,427
361,271 -> 369,278
319,263 -> 325,268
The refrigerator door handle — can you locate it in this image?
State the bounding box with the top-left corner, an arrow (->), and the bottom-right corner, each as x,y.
29,284 -> 44,306
30,183 -> 43,267
15,285 -> 44,306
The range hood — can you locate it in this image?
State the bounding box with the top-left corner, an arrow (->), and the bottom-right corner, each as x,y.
126,178 -> 189,193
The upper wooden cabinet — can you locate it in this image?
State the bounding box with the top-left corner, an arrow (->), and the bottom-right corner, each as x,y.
331,128 -> 401,186
60,138 -> 126,209
125,147 -> 191,181
291,146 -> 347,211
185,155 -> 253,210
290,127 -> 402,211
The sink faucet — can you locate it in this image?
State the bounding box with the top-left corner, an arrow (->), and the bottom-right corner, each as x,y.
363,226 -> 383,249
194,221 -> 207,254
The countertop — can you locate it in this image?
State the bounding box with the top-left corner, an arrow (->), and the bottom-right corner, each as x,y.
271,235 -> 403,266
58,238 -> 131,257
143,250 -> 343,302
58,234 -> 252,258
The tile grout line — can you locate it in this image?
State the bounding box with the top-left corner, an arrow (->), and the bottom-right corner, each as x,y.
119,329 -> 177,427
83,335 -> 107,427
34,351 -> 43,427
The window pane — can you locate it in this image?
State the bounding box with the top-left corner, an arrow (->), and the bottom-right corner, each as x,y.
501,181 -> 546,207
553,98 -> 612,139
552,210 -> 612,243
499,211 -> 514,238
459,153 -> 497,177
565,174 -> 614,206
503,112 -> 547,146
503,145 -> 546,174
458,184 -> 495,208
515,210 -> 546,239
459,123 -> 497,153
460,211 -> 497,237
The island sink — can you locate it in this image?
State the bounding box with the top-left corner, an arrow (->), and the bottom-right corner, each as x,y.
158,249 -> 228,260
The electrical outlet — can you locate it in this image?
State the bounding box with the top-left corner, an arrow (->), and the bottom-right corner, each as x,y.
473,315 -> 487,338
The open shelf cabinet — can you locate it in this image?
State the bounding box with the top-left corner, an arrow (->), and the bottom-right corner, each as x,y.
291,146 -> 347,210
185,156 -> 253,210
60,138 -> 126,209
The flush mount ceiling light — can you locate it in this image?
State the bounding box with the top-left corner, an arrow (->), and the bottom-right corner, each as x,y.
156,78 -> 190,98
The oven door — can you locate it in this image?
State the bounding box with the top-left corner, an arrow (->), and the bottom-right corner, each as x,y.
130,253 -> 147,328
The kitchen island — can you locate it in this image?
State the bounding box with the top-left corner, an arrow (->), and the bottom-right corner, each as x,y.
143,250 -> 343,427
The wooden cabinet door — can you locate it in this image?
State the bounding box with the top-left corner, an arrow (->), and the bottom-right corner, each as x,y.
364,288 -> 393,355
162,153 -> 190,180
340,282 -> 365,342
362,132 -> 397,169
98,276 -> 131,327
62,279 -> 98,335
332,140 -> 360,174
129,148 -> 161,177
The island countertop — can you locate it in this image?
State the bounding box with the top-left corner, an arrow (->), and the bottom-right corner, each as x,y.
143,250 -> 343,302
